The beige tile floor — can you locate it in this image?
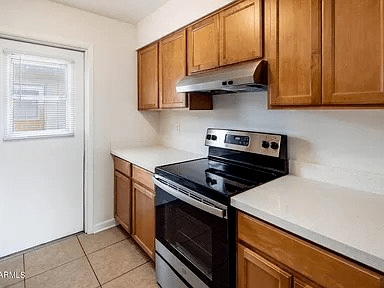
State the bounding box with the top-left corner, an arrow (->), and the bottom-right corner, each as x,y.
0,226 -> 158,288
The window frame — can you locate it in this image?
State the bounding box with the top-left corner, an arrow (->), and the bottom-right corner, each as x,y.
3,51 -> 75,141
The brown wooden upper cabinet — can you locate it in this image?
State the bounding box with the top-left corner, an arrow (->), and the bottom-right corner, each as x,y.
219,0 -> 263,66
187,0 -> 263,74
268,0 -> 384,107
266,0 -> 322,106
187,15 -> 220,74
159,30 -> 188,108
322,0 -> 384,105
138,43 -> 159,110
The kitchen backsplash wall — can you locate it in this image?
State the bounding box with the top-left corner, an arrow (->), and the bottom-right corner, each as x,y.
158,93 -> 384,195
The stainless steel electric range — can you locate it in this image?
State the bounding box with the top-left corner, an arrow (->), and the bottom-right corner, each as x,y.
154,128 -> 288,288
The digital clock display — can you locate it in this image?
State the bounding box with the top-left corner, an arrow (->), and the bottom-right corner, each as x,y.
225,134 -> 250,146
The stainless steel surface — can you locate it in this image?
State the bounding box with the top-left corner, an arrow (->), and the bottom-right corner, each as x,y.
205,128 -> 282,157
176,60 -> 267,94
156,253 -> 189,288
154,175 -> 227,219
156,240 -> 210,288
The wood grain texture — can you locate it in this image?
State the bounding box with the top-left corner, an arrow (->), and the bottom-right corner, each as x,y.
238,211 -> 384,288
159,30 -> 187,108
322,0 -> 384,105
132,165 -> 154,190
238,243 -> 292,288
138,43 -> 159,110
114,170 -> 131,234
219,0 -> 263,66
294,278 -> 316,288
113,156 -> 131,177
187,15 -> 220,74
267,0 -> 322,106
188,94 -> 213,110
132,182 -> 155,261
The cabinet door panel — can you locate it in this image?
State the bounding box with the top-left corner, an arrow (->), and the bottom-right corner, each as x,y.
132,165 -> 154,190
267,0 -> 321,106
238,244 -> 292,288
132,182 -> 155,260
238,212 -> 383,288
114,171 -> 131,234
138,43 -> 159,110
220,0 -> 263,66
159,30 -> 187,108
323,0 -> 384,105
187,15 -> 220,74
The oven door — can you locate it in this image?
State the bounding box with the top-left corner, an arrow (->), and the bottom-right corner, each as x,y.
154,175 -> 229,288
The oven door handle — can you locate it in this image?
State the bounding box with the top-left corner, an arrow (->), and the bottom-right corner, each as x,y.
154,178 -> 227,219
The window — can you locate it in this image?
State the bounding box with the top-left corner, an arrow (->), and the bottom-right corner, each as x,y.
3,51 -> 74,140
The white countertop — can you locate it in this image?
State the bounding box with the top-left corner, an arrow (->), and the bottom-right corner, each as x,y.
231,175 -> 384,272
111,145 -> 203,173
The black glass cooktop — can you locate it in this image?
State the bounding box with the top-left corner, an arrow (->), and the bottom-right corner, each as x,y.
155,157 -> 279,205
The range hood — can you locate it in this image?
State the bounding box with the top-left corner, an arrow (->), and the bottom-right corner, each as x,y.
176,60 -> 268,95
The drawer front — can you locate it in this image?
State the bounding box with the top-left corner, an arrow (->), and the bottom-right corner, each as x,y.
113,156 -> 131,177
132,165 -> 154,190
237,211 -> 383,288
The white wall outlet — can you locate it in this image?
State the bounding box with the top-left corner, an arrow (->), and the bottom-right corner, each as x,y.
176,122 -> 180,135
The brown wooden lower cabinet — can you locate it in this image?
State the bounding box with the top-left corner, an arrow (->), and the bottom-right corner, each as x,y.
132,181 -> 155,260
114,170 -> 131,233
237,211 -> 384,288
113,157 -> 155,261
238,243 -> 291,288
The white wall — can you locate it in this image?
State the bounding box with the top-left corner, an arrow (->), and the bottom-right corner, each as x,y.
136,0 -> 232,48
0,0 -> 160,232
137,1 -> 384,195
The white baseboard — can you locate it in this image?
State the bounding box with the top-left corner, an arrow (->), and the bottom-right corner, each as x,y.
92,218 -> 117,234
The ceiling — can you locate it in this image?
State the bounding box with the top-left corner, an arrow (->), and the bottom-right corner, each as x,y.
49,0 -> 170,24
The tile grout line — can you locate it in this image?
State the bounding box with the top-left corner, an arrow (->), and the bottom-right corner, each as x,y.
23,255 -> 84,281
99,259 -> 151,287
85,236 -> 130,256
76,235 -> 102,288
0,232 -> 84,263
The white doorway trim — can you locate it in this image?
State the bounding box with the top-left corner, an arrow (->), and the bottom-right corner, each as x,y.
0,32 -> 95,234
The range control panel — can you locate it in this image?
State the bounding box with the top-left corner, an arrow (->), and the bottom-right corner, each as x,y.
205,128 -> 282,157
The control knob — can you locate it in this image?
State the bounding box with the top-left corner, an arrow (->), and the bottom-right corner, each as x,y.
270,142 -> 279,150
262,141 -> 270,149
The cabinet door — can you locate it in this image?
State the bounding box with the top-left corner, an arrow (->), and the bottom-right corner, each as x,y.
323,0 -> 384,105
114,171 -> 131,234
138,43 -> 159,110
159,30 -> 187,108
238,244 -> 292,288
219,0 -> 263,66
132,182 -> 155,260
187,15 -> 220,74
266,0 -> 321,106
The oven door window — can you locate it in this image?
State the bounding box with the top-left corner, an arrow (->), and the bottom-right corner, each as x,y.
156,186 -> 228,287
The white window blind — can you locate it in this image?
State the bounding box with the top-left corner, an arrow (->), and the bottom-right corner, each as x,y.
3,50 -> 74,140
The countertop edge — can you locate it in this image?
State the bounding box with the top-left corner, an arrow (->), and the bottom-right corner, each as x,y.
110,145 -> 204,173
231,197 -> 384,273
